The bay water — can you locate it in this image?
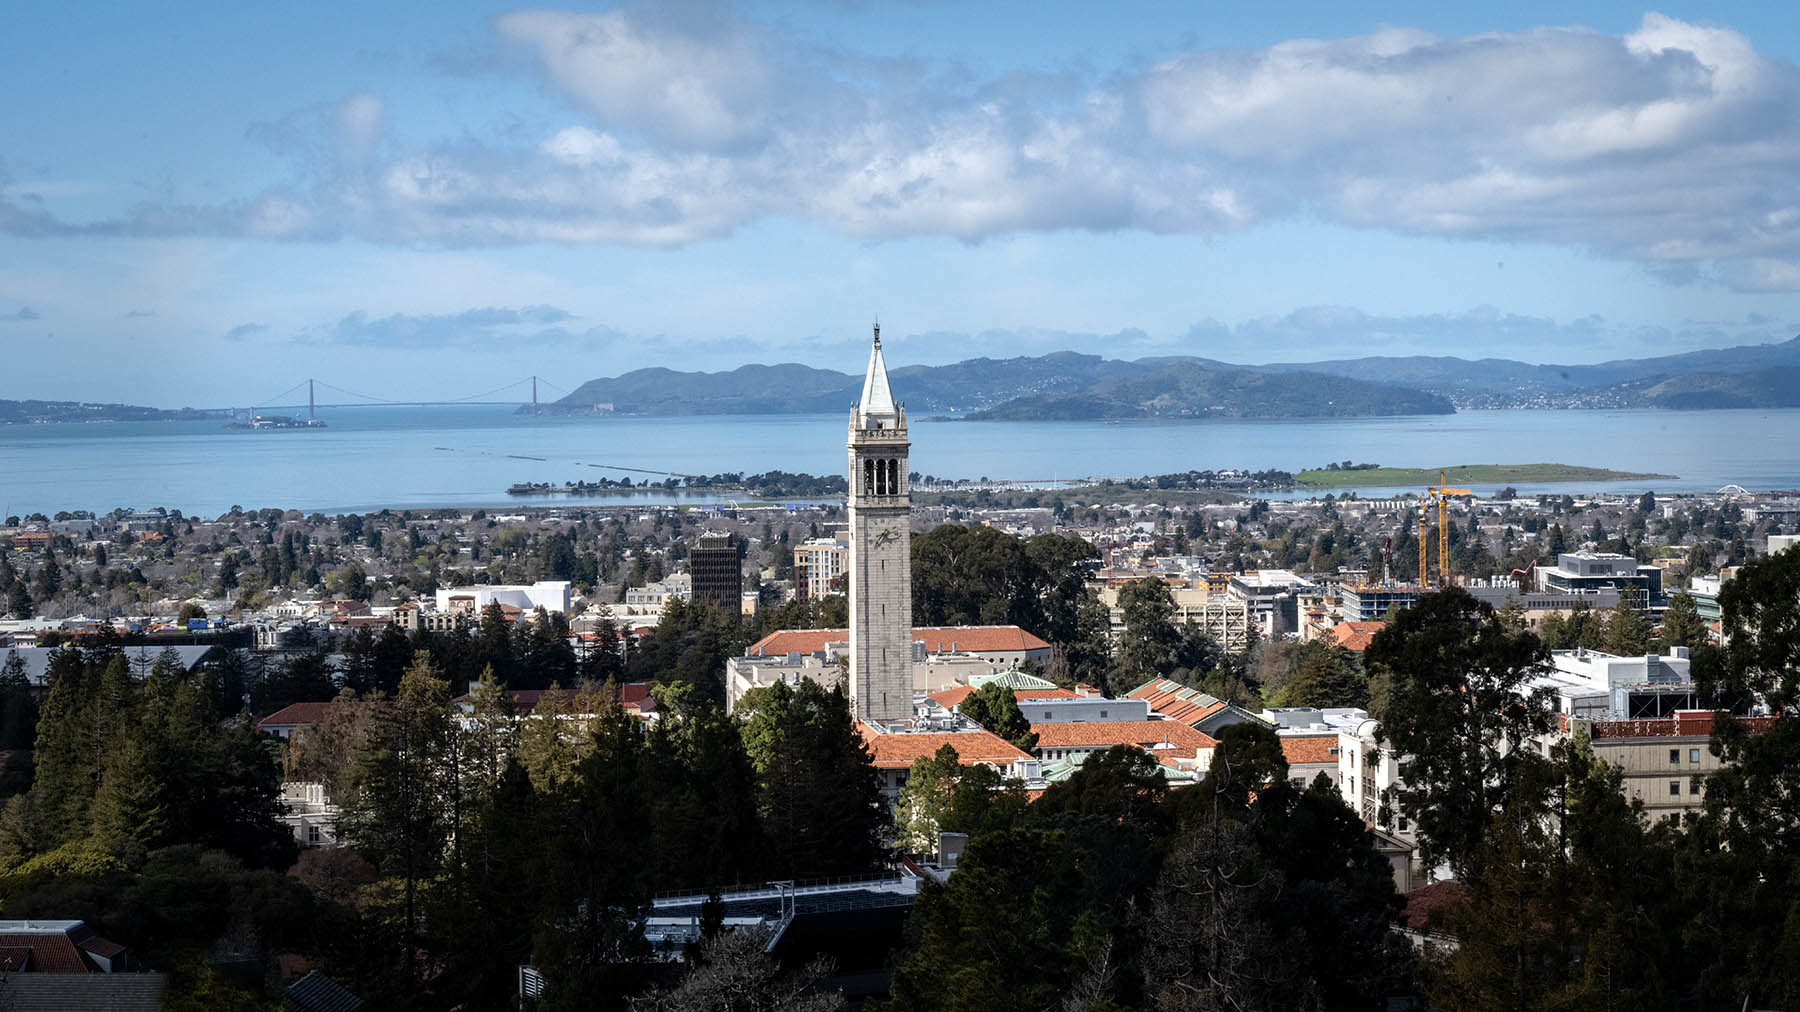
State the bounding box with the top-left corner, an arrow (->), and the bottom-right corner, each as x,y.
2,406 -> 1796,519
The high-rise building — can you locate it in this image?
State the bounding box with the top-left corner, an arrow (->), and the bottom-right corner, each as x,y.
793,531 -> 849,601
847,323 -> 913,724
690,532 -> 742,615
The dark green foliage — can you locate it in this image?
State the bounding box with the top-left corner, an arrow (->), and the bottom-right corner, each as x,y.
742,680 -> 886,878
1273,639 -> 1367,708
886,829 -> 1107,1012
909,526 -> 1098,652
1111,578 -> 1180,686
1368,588 -> 1555,878
1659,591 -> 1707,649
957,681 -> 1037,751
1601,598 -> 1649,655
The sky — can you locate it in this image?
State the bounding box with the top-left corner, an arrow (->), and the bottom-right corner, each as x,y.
4,1 -> 1800,406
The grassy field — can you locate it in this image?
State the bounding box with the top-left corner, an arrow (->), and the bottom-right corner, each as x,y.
1293,463 -> 1674,489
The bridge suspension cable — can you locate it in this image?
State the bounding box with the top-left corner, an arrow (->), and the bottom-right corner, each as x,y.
246,379 -> 311,409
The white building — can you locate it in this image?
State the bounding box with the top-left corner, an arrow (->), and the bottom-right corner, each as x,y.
435,581 -> 571,616
1534,647 -> 1695,721
278,781 -> 341,848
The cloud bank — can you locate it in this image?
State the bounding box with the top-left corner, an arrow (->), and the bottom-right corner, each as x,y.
5,12 -> 1800,288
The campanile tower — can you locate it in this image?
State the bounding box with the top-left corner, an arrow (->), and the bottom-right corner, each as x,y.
847,322 -> 913,724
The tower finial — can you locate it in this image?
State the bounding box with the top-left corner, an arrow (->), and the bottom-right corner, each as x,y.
873,317 -> 880,346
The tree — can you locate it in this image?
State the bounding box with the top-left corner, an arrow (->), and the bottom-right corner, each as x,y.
176,602 -> 207,626
1601,599 -> 1649,656
633,927 -> 844,1012
1367,588 -> 1556,878
1272,640 -> 1366,708
885,829 -> 1106,1012
958,682 -> 1037,752
1659,592 -> 1707,649
337,652 -> 455,981
1112,578 -> 1179,688
895,744 -> 961,854
741,680 -> 886,878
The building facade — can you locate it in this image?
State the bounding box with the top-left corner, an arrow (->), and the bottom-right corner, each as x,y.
690,532 -> 742,615
847,324 -> 913,724
793,532 -> 849,601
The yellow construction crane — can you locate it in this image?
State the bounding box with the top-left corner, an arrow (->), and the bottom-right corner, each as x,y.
1418,470 -> 1473,587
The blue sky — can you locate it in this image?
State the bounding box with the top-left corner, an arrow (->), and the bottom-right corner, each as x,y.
4,1 -> 1800,406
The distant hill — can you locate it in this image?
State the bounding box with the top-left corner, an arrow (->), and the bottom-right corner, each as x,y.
1634,366 -> 1800,409
547,353 -> 1161,416
546,334 -> 1800,418
0,399 -> 216,424
965,361 -> 1454,420
1252,336 -> 1800,405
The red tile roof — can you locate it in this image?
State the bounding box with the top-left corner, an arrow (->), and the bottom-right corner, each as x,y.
749,625 -> 1050,657
927,685 -> 1077,710
856,726 -> 1032,769
255,701 -> 339,729
1031,720 -> 1217,753
1280,735 -> 1340,766
1125,679 -> 1228,725
1326,621 -> 1385,652
0,926 -> 110,973
1403,881 -> 1467,934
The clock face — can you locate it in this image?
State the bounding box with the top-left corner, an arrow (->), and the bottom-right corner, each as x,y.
870,529 -> 898,548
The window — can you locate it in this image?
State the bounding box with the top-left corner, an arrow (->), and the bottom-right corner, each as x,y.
1669,748 -> 1681,764
1690,748 -> 1701,763
1042,711 -> 1051,720
1690,778 -> 1702,795
307,825 -> 321,844
1098,710 -> 1107,718
1669,781 -> 1681,796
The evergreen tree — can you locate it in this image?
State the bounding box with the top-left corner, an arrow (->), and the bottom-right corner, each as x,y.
1273,639 -> 1367,708
1112,578 -> 1179,688
338,652 -> 455,981
895,744 -> 961,854
1602,599 -> 1649,655
741,680 -> 886,878
533,704 -> 653,1010
23,648 -> 102,848
1659,592 -> 1707,649
958,681 -> 1037,751
1367,588 -> 1556,878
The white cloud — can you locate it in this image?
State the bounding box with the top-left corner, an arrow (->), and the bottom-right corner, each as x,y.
5,11 -> 1800,289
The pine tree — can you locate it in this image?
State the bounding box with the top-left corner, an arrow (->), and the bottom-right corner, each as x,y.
895,745 -> 961,854
339,652 -> 455,981
1659,592 -> 1707,649
1602,599 -> 1649,656
742,680 -> 886,878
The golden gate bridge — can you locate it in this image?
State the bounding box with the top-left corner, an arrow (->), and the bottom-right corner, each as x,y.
236,375 -> 573,419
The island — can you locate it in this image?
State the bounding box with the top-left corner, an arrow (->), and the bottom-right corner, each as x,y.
1293,463 -> 1675,489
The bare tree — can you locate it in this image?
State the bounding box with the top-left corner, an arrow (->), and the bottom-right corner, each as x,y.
632,928 -> 844,1012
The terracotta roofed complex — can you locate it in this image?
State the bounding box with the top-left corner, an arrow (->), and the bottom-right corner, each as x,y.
748,625 -> 1051,657
1326,620 -> 1386,653
928,685 -> 1078,710
1032,720 -> 1217,752
857,725 -> 1034,770
1126,678 -> 1230,725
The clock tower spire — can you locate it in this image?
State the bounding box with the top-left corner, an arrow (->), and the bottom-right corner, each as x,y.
847,321 -> 912,724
